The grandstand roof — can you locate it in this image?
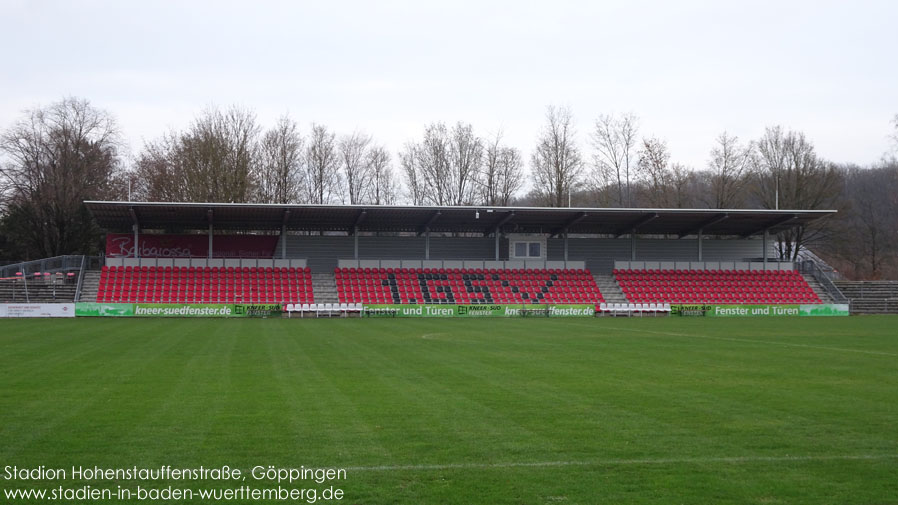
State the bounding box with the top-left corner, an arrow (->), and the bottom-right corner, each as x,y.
84,201 -> 834,237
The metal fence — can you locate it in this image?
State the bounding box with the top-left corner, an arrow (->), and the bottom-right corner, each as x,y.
0,255 -> 90,279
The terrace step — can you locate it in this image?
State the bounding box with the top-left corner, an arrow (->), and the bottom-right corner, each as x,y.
801,274 -> 834,304
833,280 -> 898,314
0,279 -> 78,303
78,270 -> 101,302
311,273 -> 339,304
593,273 -> 628,304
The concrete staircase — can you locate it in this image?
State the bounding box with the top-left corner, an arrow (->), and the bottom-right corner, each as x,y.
311,273 -> 339,304
594,273 -> 628,304
78,270 -> 101,302
802,274 -> 835,304
834,281 -> 898,314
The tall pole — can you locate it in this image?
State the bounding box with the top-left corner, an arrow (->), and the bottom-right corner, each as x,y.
774,173 -> 780,210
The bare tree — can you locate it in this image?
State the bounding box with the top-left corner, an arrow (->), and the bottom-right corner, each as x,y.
531,106 -> 583,207
304,123 -> 340,204
134,105 -> 261,203
339,131 -> 373,204
368,145 -> 397,205
257,115 -> 303,204
400,122 -> 482,206
478,132 -> 524,205
590,112 -> 639,207
194,106 -> 259,202
891,114 -> 898,144
672,163 -> 702,208
635,136 -> 671,207
413,122 -> 452,205
705,131 -> 753,208
815,163 -> 898,279
399,142 -> 424,205
134,132 -> 190,201
495,147 -> 524,206
447,122 -> 483,205
754,126 -> 843,260
889,114 -> 898,160
837,165 -> 898,278
0,97 -> 123,257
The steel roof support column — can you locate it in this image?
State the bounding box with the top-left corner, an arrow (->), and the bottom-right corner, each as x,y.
280,210 -> 291,260
351,210 -> 366,262
425,229 -> 430,260
207,209 -> 214,260
631,230 -> 637,261
133,224 -> 140,260
129,206 -> 140,261
494,231 -> 499,261
697,229 -> 703,261
564,232 -> 569,267
281,224 -> 288,259
763,229 -> 768,268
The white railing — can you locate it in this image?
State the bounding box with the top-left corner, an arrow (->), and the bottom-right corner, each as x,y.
103,258 -> 308,269
800,260 -> 849,304
336,259 -> 586,270
613,260 -> 795,272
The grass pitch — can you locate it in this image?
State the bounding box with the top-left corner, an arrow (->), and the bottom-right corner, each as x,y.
1,316 -> 896,504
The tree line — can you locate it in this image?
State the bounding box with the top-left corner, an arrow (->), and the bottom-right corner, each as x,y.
1,98 -> 896,279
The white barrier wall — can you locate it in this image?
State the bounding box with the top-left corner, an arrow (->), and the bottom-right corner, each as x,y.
0,303 -> 75,318
336,259 -> 588,270
105,258 -> 308,269
613,260 -> 794,271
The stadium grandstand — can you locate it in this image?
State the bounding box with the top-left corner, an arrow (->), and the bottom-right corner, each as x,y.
3,201 -> 880,314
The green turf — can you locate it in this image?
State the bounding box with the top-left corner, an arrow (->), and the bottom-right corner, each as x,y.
1,316 -> 896,504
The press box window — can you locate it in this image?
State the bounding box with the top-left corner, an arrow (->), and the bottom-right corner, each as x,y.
529,242 -> 540,257
513,241 -> 541,258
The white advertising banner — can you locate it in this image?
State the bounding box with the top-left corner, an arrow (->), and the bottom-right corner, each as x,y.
0,303 -> 76,318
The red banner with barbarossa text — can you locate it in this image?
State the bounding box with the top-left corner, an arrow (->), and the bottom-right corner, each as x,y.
105,234 -> 278,258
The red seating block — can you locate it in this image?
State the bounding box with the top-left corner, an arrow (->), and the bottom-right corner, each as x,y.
97,266 -> 315,305
615,268 -> 822,305
334,267 -> 604,305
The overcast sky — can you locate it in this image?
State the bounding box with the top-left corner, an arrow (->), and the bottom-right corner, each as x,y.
2,0 -> 896,171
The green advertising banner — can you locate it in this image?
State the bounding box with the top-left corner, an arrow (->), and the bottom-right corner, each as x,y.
75,303 -> 282,318
799,304 -> 850,316
362,304 -> 594,318
75,302 -> 135,317
133,304 -> 237,317
670,303 -> 849,317
706,305 -> 801,317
